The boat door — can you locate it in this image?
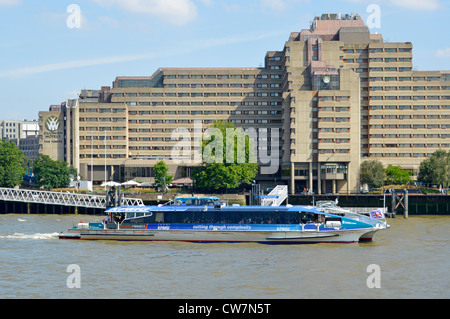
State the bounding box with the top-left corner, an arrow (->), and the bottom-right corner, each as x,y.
300,212 -> 325,231
155,213 -> 164,223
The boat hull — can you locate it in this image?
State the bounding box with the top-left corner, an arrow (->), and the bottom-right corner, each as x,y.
59,227 -> 376,244
59,203 -> 388,244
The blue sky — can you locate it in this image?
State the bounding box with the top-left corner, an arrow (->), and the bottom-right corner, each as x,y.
0,0 -> 449,120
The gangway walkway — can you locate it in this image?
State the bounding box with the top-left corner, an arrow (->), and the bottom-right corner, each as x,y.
0,187 -> 144,209
260,185 -> 288,206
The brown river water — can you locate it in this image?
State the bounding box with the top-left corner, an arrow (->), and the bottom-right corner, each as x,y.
0,213 -> 448,299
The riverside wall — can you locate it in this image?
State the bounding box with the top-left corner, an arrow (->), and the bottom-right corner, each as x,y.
0,193 -> 448,215
286,194 -> 450,216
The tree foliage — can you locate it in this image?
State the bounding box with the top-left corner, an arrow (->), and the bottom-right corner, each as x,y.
192,121 -> 258,191
33,154 -> 77,190
360,160 -> 385,188
0,140 -> 25,188
385,165 -> 412,185
418,150 -> 450,187
154,161 -> 173,194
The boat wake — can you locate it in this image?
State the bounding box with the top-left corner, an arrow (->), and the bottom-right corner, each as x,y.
0,232 -> 59,240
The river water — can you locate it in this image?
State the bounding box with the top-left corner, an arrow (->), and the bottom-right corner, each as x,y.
0,213 -> 448,299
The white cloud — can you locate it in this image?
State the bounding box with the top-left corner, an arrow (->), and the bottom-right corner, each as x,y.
190,30 -> 285,51
222,3 -> 242,13
261,0 -> 288,11
436,48 -> 450,58
261,0 -> 307,12
0,52 -> 160,78
93,0 -> 198,26
345,0 -> 441,11
0,30 -> 283,78
0,0 -> 21,5
391,0 -> 441,10
196,0 -> 213,6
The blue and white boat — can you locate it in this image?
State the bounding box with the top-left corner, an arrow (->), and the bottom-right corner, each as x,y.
59,197 -> 389,244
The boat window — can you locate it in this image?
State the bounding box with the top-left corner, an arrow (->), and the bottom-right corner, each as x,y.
126,212 -> 135,219
300,212 -> 316,224
168,197 -> 219,206
199,199 -> 213,206
160,210 -> 300,225
135,212 -> 145,218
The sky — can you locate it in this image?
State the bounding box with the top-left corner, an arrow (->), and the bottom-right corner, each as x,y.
0,0 -> 449,120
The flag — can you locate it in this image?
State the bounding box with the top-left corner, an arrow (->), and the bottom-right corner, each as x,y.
370,209 -> 384,219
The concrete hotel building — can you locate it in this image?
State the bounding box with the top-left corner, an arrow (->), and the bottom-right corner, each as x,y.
39,13 -> 450,194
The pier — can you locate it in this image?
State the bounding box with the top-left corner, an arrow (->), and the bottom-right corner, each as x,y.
287,193 -> 450,216
0,187 -> 144,215
0,187 -> 448,216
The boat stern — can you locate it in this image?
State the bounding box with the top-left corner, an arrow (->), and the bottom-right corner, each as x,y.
58,221 -> 105,240
58,232 -> 81,240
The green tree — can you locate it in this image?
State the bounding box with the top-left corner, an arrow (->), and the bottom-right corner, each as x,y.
0,140 -> 25,188
192,121 -> 258,191
418,157 -> 433,185
360,160 -> 385,188
385,165 -> 412,185
154,161 -> 173,194
33,154 -> 77,190
419,150 -> 450,188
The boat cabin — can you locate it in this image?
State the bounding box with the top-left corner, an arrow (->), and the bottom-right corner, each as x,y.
105,206 -> 342,230
163,196 -> 221,207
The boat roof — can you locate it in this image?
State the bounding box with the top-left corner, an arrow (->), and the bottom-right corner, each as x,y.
106,205 -> 323,214
175,196 -> 219,200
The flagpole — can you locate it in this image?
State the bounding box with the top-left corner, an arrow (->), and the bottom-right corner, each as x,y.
104,130 -> 107,190
91,135 -> 93,188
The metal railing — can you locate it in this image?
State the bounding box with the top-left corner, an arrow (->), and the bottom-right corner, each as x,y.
0,188 -> 144,209
260,185 -> 288,206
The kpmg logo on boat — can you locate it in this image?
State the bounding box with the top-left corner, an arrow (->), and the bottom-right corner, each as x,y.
45,116 -> 61,132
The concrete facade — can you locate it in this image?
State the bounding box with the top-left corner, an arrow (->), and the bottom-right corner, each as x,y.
39,13 -> 450,194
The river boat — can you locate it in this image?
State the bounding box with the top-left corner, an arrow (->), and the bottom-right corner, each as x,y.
58,197 -> 389,244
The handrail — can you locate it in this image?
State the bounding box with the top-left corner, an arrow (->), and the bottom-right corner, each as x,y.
261,185 -> 288,206
0,187 -> 144,209
317,206 -> 388,228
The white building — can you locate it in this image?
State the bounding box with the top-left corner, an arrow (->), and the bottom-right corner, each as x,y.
0,119 -> 39,140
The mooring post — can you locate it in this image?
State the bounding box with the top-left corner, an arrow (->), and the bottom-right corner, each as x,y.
391,187 -> 396,218
404,190 -> 408,219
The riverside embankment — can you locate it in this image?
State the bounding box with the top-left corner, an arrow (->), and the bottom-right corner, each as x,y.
0,191 -> 448,216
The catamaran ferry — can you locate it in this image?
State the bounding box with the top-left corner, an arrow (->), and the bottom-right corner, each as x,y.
59,197 -> 389,244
